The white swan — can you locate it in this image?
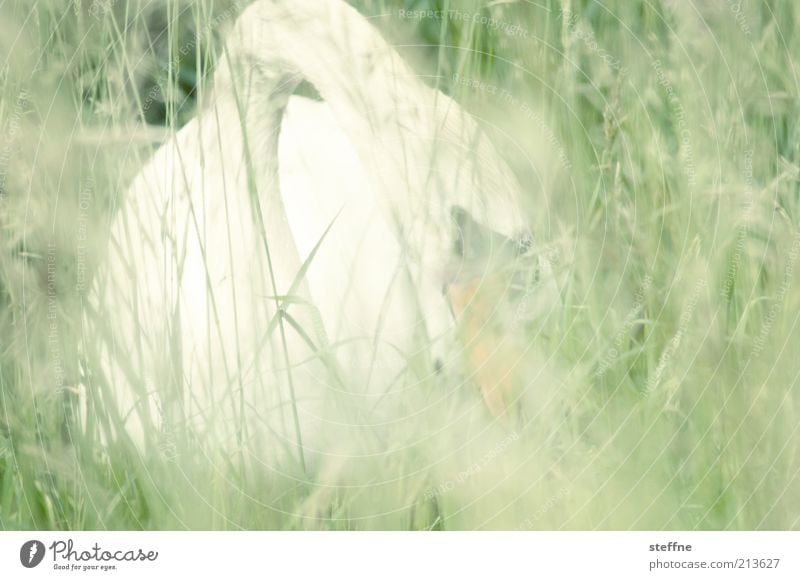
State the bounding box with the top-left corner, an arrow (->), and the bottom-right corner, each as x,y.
89,0 -> 557,471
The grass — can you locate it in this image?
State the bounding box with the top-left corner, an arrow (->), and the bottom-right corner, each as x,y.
1,0 -> 800,530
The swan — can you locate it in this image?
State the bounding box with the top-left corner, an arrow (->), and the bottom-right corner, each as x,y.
88,0 -> 558,472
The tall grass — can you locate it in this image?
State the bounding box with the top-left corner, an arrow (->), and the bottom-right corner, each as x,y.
1,0 -> 799,529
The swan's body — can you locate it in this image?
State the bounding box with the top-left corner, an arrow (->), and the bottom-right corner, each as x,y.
94,92 -> 415,461
90,0 -> 556,468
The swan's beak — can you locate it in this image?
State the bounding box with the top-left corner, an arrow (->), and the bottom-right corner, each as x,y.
444,206 -> 557,421
444,276 -> 522,420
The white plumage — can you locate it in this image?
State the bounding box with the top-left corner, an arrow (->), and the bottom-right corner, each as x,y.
89,0 -> 555,470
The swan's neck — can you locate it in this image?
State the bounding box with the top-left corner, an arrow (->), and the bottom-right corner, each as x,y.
215,0 -> 529,250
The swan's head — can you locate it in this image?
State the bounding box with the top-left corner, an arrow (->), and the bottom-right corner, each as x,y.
445,205 -> 551,315
443,205 -> 560,419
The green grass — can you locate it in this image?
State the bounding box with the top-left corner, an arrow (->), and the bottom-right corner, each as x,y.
1,0 -> 800,529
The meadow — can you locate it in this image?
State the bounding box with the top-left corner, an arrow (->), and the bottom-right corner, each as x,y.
1,0 -> 799,530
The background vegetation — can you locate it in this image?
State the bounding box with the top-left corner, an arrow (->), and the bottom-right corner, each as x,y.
1,0 -> 799,529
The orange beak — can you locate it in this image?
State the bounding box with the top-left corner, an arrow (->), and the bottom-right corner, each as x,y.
445,277 -> 522,420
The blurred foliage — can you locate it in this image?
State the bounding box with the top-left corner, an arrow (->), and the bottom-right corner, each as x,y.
2,0 -> 800,530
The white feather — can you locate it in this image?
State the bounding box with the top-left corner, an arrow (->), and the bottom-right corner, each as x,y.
89,0 -> 551,468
